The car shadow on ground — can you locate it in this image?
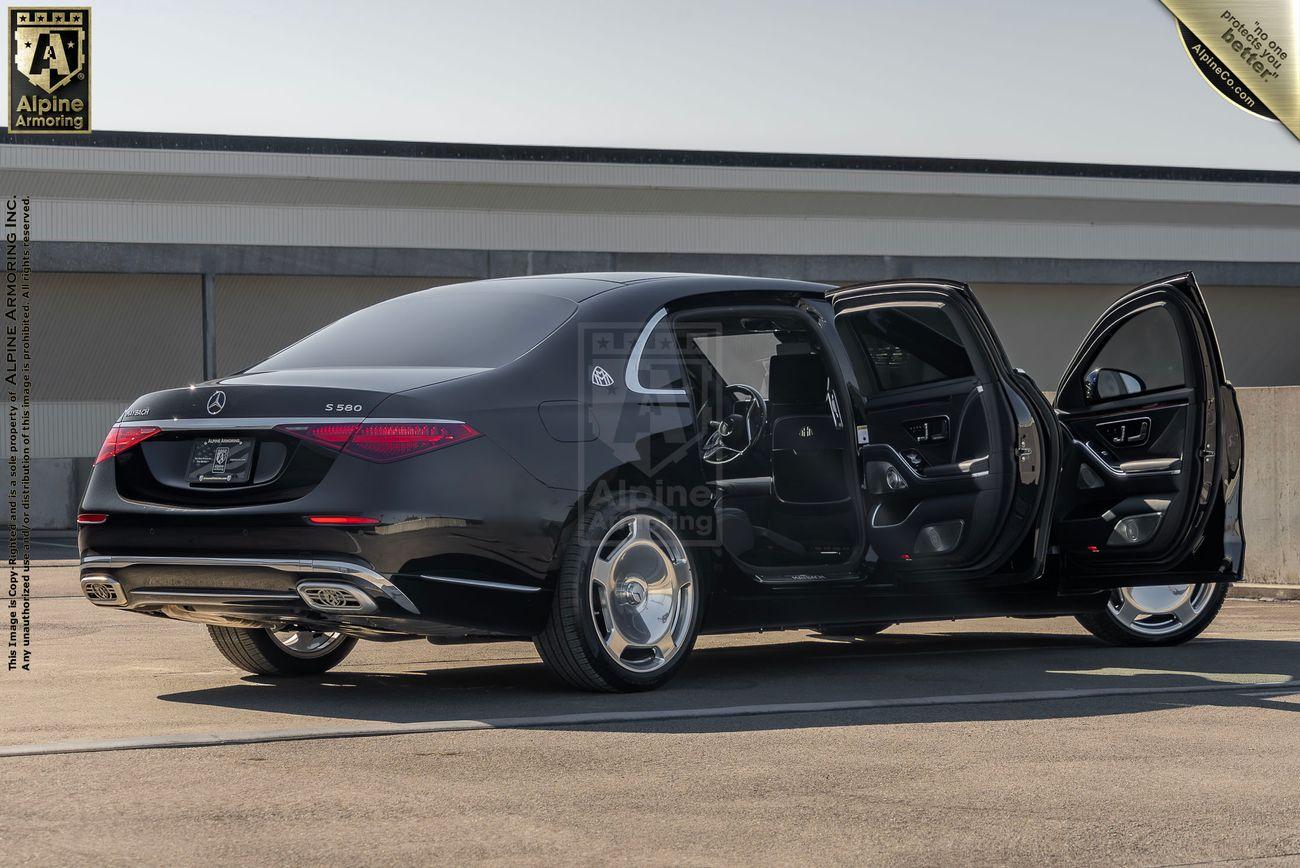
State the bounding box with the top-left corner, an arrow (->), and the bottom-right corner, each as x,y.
156,631 -> 1300,731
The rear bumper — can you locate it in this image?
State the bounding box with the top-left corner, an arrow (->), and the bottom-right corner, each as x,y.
79,552 -> 551,639
82,553 -> 419,613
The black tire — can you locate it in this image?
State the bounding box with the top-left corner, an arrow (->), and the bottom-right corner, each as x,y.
207,626 -> 357,675
535,491 -> 705,692
1075,582 -> 1229,647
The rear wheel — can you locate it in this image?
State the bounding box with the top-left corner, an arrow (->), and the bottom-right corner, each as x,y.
535,492 -> 703,692
1076,582 -> 1228,646
207,625 -> 357,675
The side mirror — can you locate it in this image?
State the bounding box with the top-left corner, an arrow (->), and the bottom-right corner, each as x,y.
1084,368 -> 1146,403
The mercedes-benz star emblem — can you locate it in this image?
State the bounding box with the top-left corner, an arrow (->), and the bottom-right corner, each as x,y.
206,390 -> 227,415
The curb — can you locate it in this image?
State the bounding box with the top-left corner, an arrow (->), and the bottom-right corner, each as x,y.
1229,583 -> 1300,602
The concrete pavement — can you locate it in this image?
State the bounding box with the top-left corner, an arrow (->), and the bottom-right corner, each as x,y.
3,560 -> 1300,865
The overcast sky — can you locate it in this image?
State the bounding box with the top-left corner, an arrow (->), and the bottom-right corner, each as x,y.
44,0 -> 1300,169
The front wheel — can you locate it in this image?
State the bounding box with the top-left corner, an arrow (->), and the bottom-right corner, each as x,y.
535,492 -> 703,692
1075,582 -> 1228,646
207,625 -> 357,675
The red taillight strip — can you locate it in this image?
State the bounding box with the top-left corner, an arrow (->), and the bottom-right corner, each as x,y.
76,513 -> 108,525
95,425 -> 162,464
274,422 -> 361,452
276,420 -> 480,463
307,515 -> 380,526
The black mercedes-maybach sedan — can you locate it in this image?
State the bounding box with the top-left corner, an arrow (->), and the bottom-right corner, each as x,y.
79,272 -> 1244,691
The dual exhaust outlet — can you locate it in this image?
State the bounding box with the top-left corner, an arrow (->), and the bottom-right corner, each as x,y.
80,575 -> 380,615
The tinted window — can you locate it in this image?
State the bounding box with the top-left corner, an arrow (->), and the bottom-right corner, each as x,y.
1088,305 -> 1185,394
249,288 -> 576,370
847,306 -> 974,391
690,331 -> 783,397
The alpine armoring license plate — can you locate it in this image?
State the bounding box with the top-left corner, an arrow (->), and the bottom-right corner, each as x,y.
187,437 -> 255,484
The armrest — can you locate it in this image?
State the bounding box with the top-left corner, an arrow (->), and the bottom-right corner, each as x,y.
1117,457 -> 1181,474
923,455 -> 990,478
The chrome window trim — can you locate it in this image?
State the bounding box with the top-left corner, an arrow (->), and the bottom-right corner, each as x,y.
624,308 -> 689,399
79,554 -> 420,614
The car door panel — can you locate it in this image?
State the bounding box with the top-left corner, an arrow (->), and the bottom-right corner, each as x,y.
1052,273 -> 1243,588
828,282 -> 1058,584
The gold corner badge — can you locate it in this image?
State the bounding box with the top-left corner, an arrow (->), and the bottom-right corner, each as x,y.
1161,0 -> 1297,141
8,6 -> 91,133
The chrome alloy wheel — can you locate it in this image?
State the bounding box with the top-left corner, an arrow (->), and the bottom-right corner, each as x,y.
265,627 -> 349,659
1106,583 -> 1216,637
589,514 -> 695,673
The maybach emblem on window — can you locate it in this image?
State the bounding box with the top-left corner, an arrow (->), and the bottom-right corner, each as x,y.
591,366 -> 615,388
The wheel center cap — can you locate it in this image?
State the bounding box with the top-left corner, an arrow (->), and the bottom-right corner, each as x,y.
1121,583 -> 1194,616
615,576 -> 648,610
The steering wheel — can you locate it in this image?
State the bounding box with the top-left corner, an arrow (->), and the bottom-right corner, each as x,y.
702,384 -> 768,465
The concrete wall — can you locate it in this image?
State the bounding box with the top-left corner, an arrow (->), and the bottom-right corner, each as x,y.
1237,387 -> 1300,584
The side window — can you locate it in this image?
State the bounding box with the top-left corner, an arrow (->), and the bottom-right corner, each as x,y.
635,315 -> 686,391
1085,306 -> 1185,399
689,332 -> 781,398
847,305 -> 974,392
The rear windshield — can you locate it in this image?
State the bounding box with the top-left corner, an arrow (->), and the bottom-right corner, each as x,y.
248,288 -> 576,371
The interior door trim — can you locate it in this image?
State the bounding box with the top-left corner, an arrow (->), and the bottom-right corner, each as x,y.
1076,439 -> 1182,479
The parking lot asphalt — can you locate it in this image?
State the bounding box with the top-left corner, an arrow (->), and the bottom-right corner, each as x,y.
4,560 -> 1300,866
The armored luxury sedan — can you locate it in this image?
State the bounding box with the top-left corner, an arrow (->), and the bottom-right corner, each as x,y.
79,272 -> 1244,691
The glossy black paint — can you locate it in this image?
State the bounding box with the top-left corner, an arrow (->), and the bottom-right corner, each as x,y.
79,272 -> 1241,642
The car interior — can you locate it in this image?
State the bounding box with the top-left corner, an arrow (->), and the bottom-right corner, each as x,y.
671,310 -> 859,570
666,296 -> 1028,578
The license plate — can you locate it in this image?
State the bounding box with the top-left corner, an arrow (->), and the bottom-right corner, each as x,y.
187,437 -> 255,484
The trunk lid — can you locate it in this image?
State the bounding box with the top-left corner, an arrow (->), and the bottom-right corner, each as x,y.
109,366 -> 485,506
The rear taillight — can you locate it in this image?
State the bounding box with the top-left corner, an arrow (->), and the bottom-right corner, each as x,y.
276,422 -> 360,452
77,513 -> 108,525
95,425 -> 161,464
276,421 -> 480,463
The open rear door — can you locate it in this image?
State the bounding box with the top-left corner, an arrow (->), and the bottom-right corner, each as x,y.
1052,273 -> 1244,588
828,280 -> 1058,584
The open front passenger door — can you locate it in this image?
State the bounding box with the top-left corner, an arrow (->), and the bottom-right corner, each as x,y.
1052,273 -> 1244,588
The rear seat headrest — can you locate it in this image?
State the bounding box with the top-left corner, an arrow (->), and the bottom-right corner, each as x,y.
768,354 -> 826,404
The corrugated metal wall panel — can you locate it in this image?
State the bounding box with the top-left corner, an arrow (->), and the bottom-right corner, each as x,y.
31,200 -> 1300,262
975,283 -> 1300,388
214,275 -> 463,375
3,143 -> 1297,205
33,401 -> 124,458
34,273 -> 204,400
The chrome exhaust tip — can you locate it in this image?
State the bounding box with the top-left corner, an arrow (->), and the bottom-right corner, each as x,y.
81,575 -> 128,607
296,581 -> 378,614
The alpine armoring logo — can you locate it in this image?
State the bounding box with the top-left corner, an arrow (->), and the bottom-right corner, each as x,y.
8,7 -> 91,133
